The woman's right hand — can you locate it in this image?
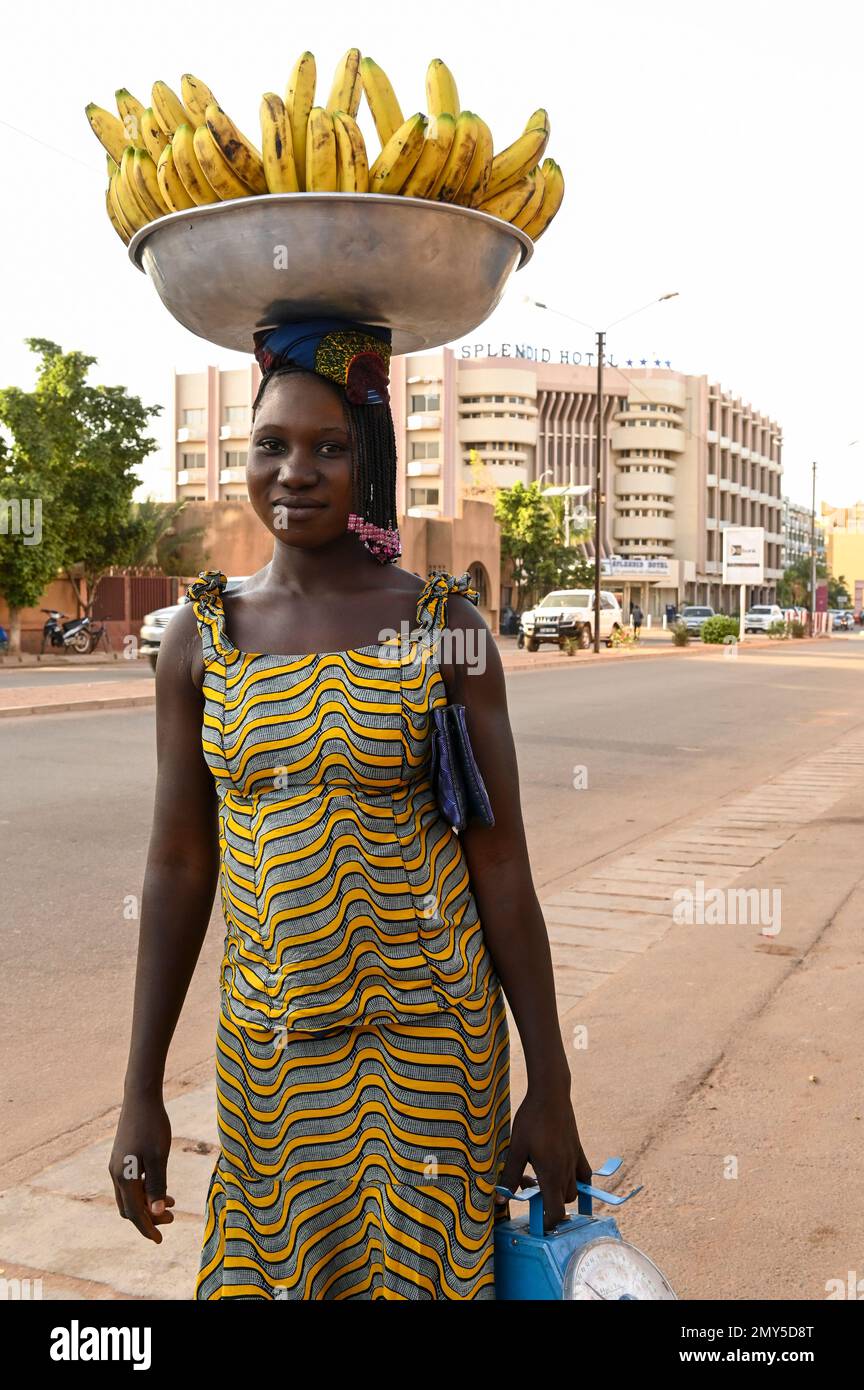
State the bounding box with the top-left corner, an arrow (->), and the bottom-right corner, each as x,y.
109,1093 -> 176,1243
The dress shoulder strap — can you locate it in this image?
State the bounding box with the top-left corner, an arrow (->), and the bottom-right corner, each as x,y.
414,570 -> 479,634
185,569 -> 234,664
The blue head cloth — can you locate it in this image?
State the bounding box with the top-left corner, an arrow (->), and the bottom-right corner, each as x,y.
252,317 -> 392,406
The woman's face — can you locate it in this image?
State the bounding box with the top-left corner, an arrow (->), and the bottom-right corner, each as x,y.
247,370 -> 354,550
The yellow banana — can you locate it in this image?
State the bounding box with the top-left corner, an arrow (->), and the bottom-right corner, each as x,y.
429,110 -> 476,202
194,123 -> 255,200
115,90 -> 146,147
359,57 -> 404,148
172,123 -> 220,205
117,148 -> 153,230
260,93 -> 299,192
132,147 -> 170,218
425,58 -> 459,118
455,113 -> 493,207
181,73 -> 218,126
205,102 -> 267,194
523,158 -> 565,240
484,110 -> 550,200
401,113 -> 455,198
84,103 -> 127,163
140,108 -> 169,162
156,144 -> 196,211
327,48 -> 362,118
477,173 -> 536,222
512,164 -> 545,229
305,107 -> 338,191
332,111 -> 369,193
151,81 -> 194,139
108,173 -> 136,239
368,112 -> 427,194
106,184 -> 130,244
285,51 -> 316,191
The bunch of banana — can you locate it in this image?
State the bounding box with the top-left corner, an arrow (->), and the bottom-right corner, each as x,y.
86,50 -> 565,248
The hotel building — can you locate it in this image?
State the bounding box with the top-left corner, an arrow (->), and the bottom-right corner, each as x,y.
172,350 -> 784,616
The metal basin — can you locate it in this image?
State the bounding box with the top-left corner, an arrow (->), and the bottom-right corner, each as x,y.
128,193 -> 533,354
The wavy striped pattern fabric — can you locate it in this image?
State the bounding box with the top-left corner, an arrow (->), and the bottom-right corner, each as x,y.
186,569 -> 511,1299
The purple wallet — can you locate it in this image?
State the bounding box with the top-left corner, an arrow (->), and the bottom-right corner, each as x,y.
430,702 -> 495,832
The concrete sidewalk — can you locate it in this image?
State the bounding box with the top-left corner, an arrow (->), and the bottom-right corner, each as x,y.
2,723 -> 862,1298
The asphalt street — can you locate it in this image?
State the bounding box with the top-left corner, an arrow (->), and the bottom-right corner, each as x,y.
1,641 -> 863,1184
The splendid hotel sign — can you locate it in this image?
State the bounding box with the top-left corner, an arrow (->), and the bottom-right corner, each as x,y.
459,343 -> 673,368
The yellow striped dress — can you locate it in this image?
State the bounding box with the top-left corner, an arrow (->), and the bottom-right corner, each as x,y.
186,568 -> 511,1300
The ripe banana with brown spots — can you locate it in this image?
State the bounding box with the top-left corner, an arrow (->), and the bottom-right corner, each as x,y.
333,111 -> 369,193
401,114 -> 455,198
285,51 -> 316,191
368,113 -> 427,194
305,107 -> 338,191
327,48 -> 362,118
522,158 -> 565,240
204,102 -> 268,194
260,93 -> 299,192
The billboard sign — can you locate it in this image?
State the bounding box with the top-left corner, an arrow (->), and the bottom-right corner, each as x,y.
722,527 -> 765,585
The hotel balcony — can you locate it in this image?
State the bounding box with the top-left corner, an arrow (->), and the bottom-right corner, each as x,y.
406,460 -> 441,477
177,424 -> 206,443
220,422 -> 250,440
406,412 -> 442,430
177,468 -> 207,486
219,467 -> 246,485
609,424 -> 685,454
614,470 -> 675,499
613,515 -> 676,542
459,417 -> 537,447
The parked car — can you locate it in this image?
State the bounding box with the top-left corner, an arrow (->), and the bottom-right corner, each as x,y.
744,603 -> 784,633
140,575 -> 249,670
679,605 -> 715,637
830,609 -> 856,631
519,588 -> 623,651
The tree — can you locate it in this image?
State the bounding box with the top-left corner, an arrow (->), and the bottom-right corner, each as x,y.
123,498 -> 207,576
0,339 -> 161,650
495,481 -> 597,607
777,556 -> 848,608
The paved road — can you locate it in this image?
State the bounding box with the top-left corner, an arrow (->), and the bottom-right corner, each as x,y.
2,641 -> 863,1182
0,663 -> 153,688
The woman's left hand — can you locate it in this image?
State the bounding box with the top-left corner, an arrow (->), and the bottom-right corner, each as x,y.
496,1080 -> 593,1231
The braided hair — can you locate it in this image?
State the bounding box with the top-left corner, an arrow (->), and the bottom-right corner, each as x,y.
252,364 -> 401,564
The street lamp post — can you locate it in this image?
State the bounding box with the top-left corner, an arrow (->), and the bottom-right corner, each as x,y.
530,292 -> 679,653
593,330 -> 605,651
810,461 -> 817,634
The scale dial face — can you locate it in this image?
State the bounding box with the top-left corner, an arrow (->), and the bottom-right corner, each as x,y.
563,1237 -> 677,1300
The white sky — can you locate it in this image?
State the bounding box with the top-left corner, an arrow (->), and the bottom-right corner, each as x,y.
1,0 -> 861,507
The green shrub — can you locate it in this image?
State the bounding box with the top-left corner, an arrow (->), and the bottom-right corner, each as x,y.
789,619 -> 807,638
768,620 -> 788,639
701,615 -> 740,644
671,621 -> 690,646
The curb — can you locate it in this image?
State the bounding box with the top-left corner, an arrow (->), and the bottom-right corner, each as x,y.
0,693 -> 155,719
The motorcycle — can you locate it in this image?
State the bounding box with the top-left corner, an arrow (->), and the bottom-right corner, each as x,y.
40,608 -> 94,654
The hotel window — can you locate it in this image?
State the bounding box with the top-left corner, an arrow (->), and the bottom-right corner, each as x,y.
411,393 -> 440,412
410,440 -> 440,459
181,452 -> 205,470
224,405 -> 249,424
224,450 -> 248,469
409,487 -> 440,507
183,408 -> 205,426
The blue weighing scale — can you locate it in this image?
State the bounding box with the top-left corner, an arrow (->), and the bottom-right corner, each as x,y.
493,1157 -> 677,1300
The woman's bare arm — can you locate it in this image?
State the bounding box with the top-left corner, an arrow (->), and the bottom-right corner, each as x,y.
109,604 -> 220,1241
437,598 -> 591,1224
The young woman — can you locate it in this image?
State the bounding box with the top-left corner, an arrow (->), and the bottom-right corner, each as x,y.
109,318 -> 590,1300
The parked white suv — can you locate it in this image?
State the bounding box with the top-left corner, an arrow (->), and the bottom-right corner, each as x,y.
744,603 -> 783,633
520,588 -> 623,651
